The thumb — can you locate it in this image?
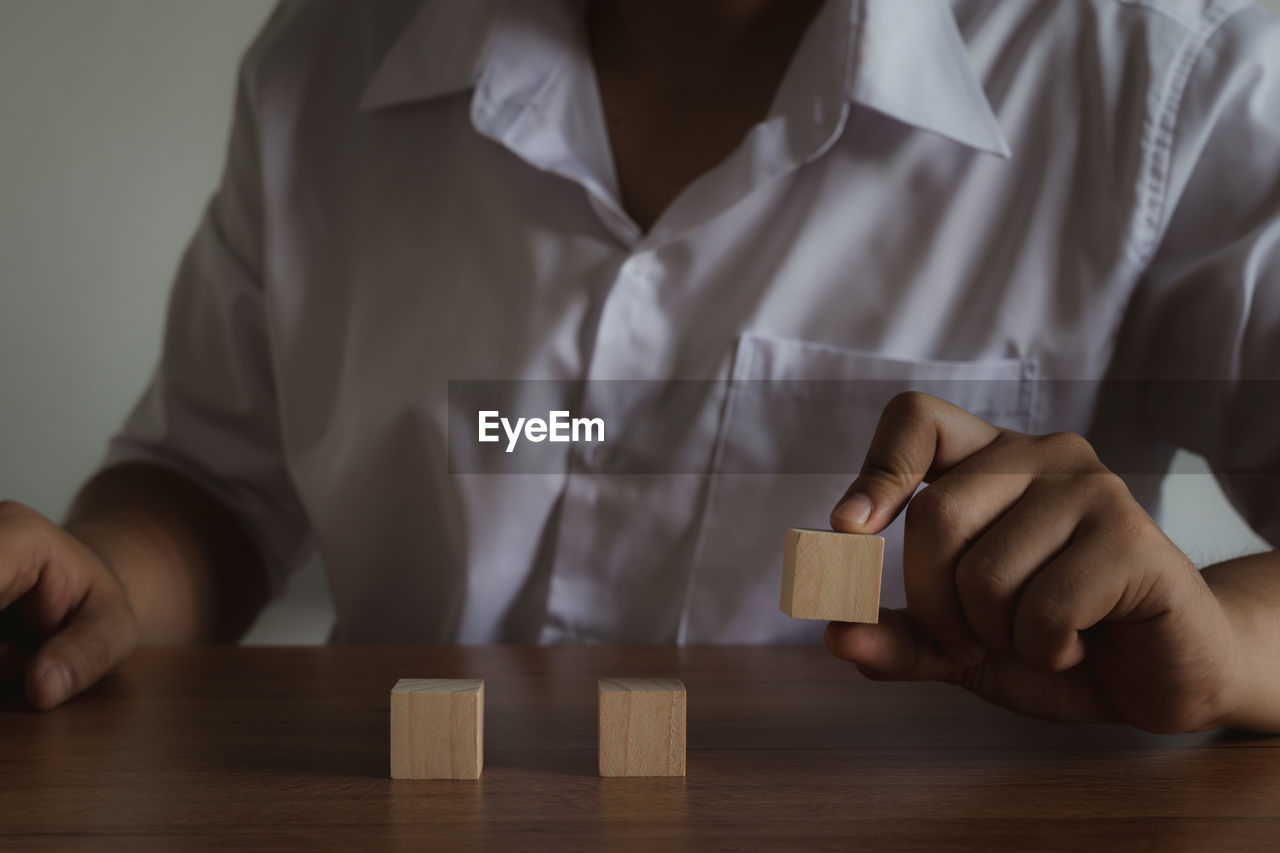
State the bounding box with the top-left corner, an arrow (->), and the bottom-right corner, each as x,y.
26,597 -> 137,710
831,392 -> 1002,534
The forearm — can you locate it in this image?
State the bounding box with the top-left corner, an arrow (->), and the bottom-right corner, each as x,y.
63,463 -> 270,644
1202,550 -> 1280,732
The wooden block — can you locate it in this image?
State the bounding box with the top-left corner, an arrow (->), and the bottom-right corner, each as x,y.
598,678 -> 686,777
780,527 -> 883,623
390,678 -> 484,780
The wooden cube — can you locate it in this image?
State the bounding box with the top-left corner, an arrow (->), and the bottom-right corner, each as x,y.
780,527 -> 883,623
598,678 -> 686,777
390,678 -> 484,780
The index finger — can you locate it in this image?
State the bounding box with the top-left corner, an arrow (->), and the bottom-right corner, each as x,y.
831,392 -> 1004,535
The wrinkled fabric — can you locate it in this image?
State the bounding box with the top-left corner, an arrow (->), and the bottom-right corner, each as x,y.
102,0 -> 1280,644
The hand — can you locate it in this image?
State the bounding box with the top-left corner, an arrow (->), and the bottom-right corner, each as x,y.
0,501 -> 139,709
824,392 -> 1241,733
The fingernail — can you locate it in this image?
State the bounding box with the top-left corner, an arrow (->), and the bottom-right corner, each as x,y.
943,643 -> 984,668
40,663 -> 72,704
832,493 -> 873,530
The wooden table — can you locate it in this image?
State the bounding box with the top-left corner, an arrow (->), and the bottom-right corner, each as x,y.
2,646 -> 1278,851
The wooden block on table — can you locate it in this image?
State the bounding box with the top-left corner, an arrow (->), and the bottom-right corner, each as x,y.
390,678 -> 484,780
598,678 -> 686,777
780,527 -> 883,623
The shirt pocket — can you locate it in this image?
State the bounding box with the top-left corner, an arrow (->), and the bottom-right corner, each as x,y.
679,332 -> 1038,644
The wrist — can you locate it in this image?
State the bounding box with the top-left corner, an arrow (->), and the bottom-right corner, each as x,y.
1202,555 -> 1280,732
62,513 -> 188,644
61,518 -> 143,620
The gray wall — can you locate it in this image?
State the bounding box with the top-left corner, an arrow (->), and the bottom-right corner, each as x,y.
0,1 -> 1274,644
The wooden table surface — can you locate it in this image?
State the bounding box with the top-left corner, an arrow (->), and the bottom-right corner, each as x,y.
2,646 -> 1278,852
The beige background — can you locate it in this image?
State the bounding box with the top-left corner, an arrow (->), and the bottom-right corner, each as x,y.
0,0 -> 1274,644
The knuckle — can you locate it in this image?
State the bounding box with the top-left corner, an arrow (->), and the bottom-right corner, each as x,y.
905,485 -> 961,531
1038,431 -> 1100,466
1065,470 -> 1131,515
1019,589 -> 1071,636
1069,465 -> 1124,491
1090,470 -> 1134,503
955,550 -> 1004,598
884,390 -> 937,424
1076,473 -> 1151,539
1012,592 -> 1076,672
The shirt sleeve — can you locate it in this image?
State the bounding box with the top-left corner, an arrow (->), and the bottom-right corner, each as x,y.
98,18 -> 313,592
1104,4 -> 1280,548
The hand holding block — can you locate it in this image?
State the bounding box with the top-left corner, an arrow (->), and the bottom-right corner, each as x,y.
780,527 -> 883,623
598,678 -> 686,777
390,678 -> 484,780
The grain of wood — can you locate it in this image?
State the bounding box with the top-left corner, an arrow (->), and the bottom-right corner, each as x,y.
3,646 -> 1273,852
390,678 -> 484,779
598,677 -> 686,777
780,527 -> 883,622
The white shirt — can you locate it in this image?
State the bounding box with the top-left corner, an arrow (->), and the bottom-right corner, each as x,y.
103,0 -> 1280,644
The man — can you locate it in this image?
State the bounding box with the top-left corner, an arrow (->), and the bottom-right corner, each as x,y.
2,0 -> 1278,733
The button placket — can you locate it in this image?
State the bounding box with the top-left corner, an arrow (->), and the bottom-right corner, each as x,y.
539,247 -> 679,639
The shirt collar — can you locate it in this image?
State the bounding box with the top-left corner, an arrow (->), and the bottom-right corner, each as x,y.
848,0 -> 1011,158
358,0 -> 503,111
359,0 -> 1011,159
